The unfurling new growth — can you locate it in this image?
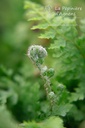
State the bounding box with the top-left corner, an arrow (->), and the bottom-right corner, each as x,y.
28,45 -> 55,111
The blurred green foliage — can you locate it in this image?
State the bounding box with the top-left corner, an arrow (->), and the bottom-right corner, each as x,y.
0,0 -> 85,128
20,116 -> 65,128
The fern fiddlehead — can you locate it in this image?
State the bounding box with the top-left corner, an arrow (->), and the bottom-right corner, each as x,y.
28,45 -> 55,112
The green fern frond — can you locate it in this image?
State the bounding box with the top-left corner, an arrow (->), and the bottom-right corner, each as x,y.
24,1 -> 77,41
25,0 -> 85,121
20,116 -> 65,128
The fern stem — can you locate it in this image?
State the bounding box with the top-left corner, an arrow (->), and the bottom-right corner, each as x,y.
36,64 -> 55,112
